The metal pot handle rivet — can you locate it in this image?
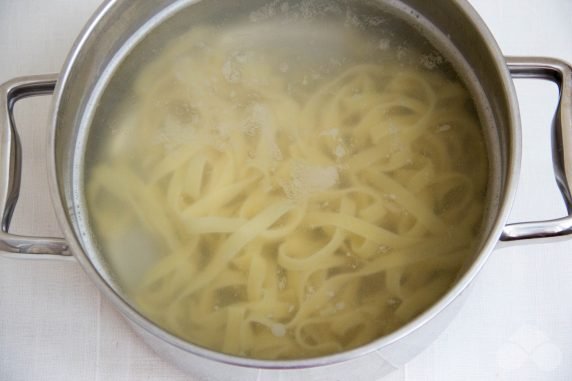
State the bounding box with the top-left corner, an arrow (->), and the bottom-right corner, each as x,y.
501,57 -> 572,245
0,74 -> 71,259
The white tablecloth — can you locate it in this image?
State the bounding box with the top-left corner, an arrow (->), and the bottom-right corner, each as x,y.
1,1 -> 571,380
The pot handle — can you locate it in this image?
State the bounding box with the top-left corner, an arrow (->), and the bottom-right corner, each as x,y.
501,57 -> 572,244
0,74 -> 71,259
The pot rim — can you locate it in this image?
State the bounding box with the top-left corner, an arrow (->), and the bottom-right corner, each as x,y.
47,0 -> 521,370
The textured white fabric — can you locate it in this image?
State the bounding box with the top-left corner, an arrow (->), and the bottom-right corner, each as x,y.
0,0 -> 571,380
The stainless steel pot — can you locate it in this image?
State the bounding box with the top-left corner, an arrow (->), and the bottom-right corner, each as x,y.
1,0 -> 571,380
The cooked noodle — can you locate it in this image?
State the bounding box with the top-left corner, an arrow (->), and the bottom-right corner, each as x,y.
86,21 -> 488,360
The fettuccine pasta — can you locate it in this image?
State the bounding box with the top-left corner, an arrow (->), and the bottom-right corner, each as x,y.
86,15 -> 488,360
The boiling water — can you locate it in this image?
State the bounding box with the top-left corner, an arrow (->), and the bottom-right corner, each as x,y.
83,0 -> 489,360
